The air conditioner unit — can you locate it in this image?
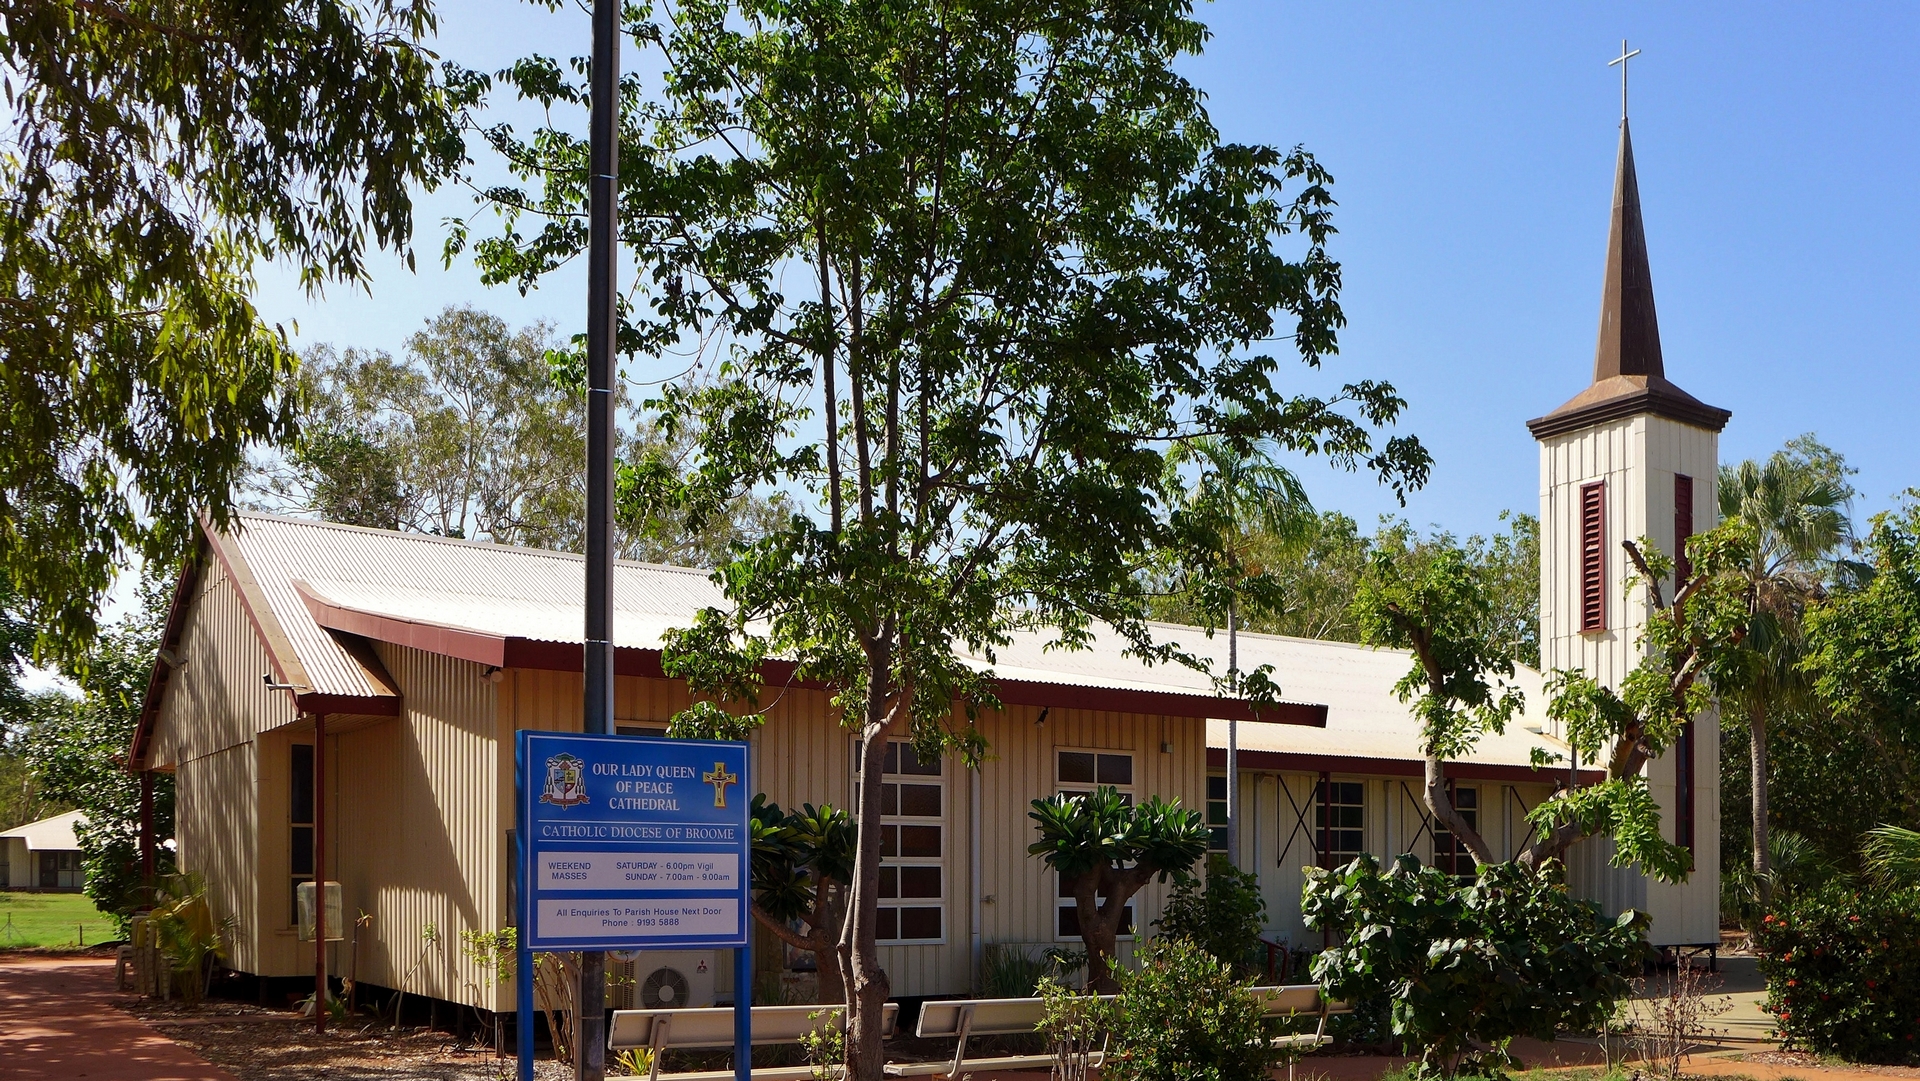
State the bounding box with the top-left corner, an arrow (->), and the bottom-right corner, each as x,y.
296,881 -> 345,942
626,950 -> 716,1009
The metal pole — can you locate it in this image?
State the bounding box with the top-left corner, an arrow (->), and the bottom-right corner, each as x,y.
314,713 -> 327,1034
1226,599 -> 1239,868
580,0 -> 620,1076
733,947 -> 752,1081
517,735 -> 535,1081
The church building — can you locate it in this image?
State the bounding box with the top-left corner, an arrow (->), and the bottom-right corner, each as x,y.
127,115 -> 1726,1015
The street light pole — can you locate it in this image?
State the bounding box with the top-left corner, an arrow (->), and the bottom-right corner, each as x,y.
579,0 -> 620,1078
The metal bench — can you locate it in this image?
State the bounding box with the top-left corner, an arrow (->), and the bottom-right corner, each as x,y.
609,1002 -> 899,1081
890,995 -> 1110,1078
1251,984 -> 1352,1051
891,985 -> 1350,1080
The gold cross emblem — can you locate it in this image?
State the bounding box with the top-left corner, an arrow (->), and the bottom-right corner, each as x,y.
702,762 -> 739,808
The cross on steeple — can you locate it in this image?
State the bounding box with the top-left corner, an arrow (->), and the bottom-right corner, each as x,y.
1608,40 -> 1642,121
703,761 -> 739,808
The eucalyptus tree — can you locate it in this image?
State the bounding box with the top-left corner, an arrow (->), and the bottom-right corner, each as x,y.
1166,432 -> 1313,864
0,1 -> 481,664
1716,448 -> 1851,905
463,2 -> 1428,1075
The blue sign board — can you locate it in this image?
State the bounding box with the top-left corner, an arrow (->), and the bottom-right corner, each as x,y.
516,731 -> 752,951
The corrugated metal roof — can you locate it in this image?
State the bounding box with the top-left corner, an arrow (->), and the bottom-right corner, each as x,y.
0,810 -> 84,851
977,621 -> 1563,770
217,513 -> 1569,770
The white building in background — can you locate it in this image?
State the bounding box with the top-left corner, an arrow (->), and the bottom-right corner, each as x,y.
0,810 -> 88,891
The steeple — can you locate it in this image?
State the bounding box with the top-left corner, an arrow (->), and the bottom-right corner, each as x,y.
1593,119 -> 1663,381
1526,118 -> 1729,439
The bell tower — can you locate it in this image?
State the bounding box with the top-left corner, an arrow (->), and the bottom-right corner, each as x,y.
1525,112 -> 1726,946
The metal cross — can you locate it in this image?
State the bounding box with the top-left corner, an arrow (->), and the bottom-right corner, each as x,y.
1609,40 -> 1642,120
702,761 -> 739,808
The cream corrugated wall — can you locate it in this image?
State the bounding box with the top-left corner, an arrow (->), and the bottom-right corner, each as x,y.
153,557 -> 297,974
975,707 -> 1206,980
317,643 -> 503,1007
1247,772 -> 1562,946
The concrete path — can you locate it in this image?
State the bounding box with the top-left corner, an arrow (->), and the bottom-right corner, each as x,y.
0,953 -> 235,1081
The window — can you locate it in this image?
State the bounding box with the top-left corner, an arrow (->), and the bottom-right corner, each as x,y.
1056,750 -> 1133,794
1432,786 -> 1479,880
38,851 -> 82,890
1206,774 -> 1229,852
854,741 -> 944,943
616,724 -> 667,737
291,743 -> 314,925
1055,749 -> 1136,939
1674,474 -> 1695,583
1580,481 -> 1606,632
1312,781 -> 1364,867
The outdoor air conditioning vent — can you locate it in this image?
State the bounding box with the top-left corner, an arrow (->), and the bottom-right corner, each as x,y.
634,951 -> 715,1009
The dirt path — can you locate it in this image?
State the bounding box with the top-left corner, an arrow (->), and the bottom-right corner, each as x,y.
0,952 -> 235,1081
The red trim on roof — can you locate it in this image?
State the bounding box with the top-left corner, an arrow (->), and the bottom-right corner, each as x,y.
296,588 -> 1325,725
1207,747 -> 1603,785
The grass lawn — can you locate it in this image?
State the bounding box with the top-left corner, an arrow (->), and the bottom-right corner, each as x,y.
0,890 -> 118,948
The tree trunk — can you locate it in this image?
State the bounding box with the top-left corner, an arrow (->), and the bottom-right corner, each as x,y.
1073,886 -> 1121,994
1750,700 -> 1773,909
843,677 -> 895,1081
1422,756 -> 1493,868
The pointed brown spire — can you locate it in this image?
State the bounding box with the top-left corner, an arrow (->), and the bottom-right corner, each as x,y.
1593,118 -> 1663,380
1527,118 -> 1729,440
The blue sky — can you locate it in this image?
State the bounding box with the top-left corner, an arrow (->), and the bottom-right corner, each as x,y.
252,1 -> 1920,539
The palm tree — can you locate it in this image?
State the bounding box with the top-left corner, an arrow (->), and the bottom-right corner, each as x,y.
1168,432 -> 1313,866
1717,452 -> 1850,907
1862,824 -> 1920,890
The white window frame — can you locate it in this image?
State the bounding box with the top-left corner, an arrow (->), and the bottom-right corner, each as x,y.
1312,779 -> 1367,866
854,739 -> 948,945
1206,773 -> 1229,852
1432,785 -> 1480,879
1052,747 -> 1138,942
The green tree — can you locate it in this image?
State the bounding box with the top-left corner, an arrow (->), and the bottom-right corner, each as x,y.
1152,855 -> 1268,973
1167,430 -> 1313,862
1150,511 -> 1539,667
1303,855 -> 1650,1079
1350,521 -> 1756,881
24,579 -> 175,927
1028,786 -> 1210,993
465,2 -> 1428,1074
1715,440 -> 1853,907
0,1 -> 481,664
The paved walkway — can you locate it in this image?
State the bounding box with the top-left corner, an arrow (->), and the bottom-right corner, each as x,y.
0,953 -> 234,1081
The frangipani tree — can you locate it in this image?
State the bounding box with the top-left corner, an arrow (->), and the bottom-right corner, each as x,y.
1351,521 -> 1759,881
1027,786 -> 1210,992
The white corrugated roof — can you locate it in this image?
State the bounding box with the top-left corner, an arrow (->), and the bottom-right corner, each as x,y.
216,513 -> 1569,771
0,810 -> 84,851
977,620 -> 1562,769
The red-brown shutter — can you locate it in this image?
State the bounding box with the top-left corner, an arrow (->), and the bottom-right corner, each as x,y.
1674,474 -> 1695,582
1580,481 -> 1606,632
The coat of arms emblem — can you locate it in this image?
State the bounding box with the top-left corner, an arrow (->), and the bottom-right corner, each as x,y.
540,753 -> 590,808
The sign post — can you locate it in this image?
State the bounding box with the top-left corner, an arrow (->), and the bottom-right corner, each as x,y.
516,731 -> 753,1081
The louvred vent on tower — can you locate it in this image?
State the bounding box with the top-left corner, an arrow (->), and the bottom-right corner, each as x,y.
1580,482 -> 1606,632
1674,474 -> 1695,582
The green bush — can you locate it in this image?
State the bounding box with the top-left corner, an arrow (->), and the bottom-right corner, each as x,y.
1102,937 -> 1274,1081
1303,855 -> 1650,1079
1752,883 -> 1920,1064
1153,856 -> 1268,974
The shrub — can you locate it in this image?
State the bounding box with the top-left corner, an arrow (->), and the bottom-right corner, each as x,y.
1752,883 -> 1920,1064
1303,855 -> 1650,1079
1102,937 -> 1274,1081
1153,856 -> 1269,975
